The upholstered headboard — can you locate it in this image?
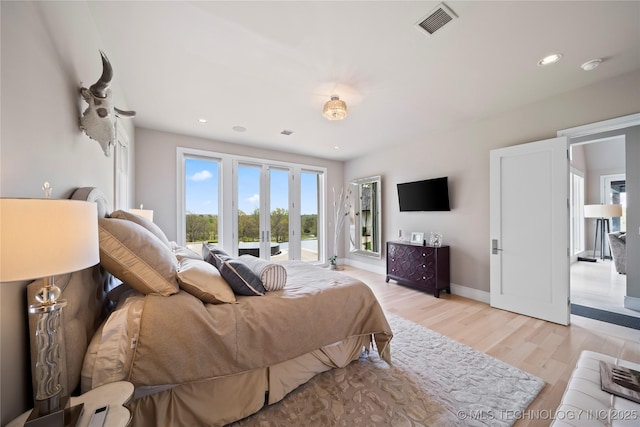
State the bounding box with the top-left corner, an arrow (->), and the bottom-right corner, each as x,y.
27,188 -> 117,396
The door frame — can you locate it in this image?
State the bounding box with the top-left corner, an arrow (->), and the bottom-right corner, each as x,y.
557,113 -> 640,139
558,113 -> 639,313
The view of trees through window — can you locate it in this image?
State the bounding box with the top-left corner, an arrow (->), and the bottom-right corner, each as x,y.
186,210 -> 318,244
184,156 -> 322,262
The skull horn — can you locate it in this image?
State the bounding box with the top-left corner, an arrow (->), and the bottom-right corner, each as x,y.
115,107 -> 137,118
89,50 -> 113,98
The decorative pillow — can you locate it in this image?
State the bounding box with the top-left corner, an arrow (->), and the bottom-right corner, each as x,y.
202,243 -> 230,270
218,258 -> 266,296
170,242 -> 203,261
176,258 -> 236,304
81,290 -> 145,392
110,209 -> 171,248
239,255 -> 287,291
98,218 -> 179,296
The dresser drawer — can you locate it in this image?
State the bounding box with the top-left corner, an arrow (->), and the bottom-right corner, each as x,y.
385,241 -> 450,297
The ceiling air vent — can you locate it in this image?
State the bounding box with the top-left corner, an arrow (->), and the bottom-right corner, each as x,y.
280,130 -> 294,136
416,3 -> 457,36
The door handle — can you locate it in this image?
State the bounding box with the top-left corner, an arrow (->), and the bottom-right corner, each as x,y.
491,239 -> 503,255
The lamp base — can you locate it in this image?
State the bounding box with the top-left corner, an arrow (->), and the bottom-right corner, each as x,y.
25,397 -> 83,427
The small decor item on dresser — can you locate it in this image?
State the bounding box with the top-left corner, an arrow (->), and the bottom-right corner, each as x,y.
430,232 -> 443,247
410,232 -> 423,245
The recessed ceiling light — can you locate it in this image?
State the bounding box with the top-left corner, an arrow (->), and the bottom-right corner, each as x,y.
232,126 -> 247,132
197,118 -> 208,123
537,53 -> 563,66
581,58 -> 602,71
334,146 -> 340,150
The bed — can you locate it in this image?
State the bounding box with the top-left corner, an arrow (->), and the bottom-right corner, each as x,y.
27,188 -> 393,426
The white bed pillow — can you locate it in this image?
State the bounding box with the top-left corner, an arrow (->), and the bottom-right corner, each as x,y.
170,241 -> 203,261
81,290 -> 145,392
239,255 -> 287,291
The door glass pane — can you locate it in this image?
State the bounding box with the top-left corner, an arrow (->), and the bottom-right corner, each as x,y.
270,168 -> 289,262
570,172 -> 584,255
610,180 -> 626,232
237,164 -> 261,256
300,171 -> 320,262
185,158 -> 219,252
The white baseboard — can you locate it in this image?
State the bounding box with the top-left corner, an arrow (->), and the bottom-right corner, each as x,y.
450,283 -> 490,304
624,295 -> 640,312
344,258 -> 386,275
346,260 -> 490,303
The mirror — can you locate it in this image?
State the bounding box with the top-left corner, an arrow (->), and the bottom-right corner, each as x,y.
349,176 -> 382,258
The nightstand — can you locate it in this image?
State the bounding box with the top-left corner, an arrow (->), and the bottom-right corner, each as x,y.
7,381 -> 134,427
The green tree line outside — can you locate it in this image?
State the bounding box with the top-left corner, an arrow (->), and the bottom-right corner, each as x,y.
186,210 -> 318,244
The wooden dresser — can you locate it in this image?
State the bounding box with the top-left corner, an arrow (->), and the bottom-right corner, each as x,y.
386,241 -> 450,297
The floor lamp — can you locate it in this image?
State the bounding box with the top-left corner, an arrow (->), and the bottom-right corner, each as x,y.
583,204 -> 623,260
0,198 -> 99,427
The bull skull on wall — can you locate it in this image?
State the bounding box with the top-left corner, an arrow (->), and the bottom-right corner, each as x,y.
80,50 -> 136,156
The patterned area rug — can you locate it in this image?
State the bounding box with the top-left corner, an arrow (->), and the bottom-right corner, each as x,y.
231,313 -> 545,426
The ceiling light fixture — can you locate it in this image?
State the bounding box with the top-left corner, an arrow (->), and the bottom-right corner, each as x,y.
581,58 -> 602,71
197,118 -> 208,123
537,53 -> 563,66
232,126 -> 247,132
323,95 -> 348,121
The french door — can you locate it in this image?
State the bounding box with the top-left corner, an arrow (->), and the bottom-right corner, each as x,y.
490,136 -> 570,325
178,147 -> 326,263
235,163 -> 292,261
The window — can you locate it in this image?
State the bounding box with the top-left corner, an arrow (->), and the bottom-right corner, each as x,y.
300,171 -> 321,262
178,147 -> 326,263
183,156 -> 220,252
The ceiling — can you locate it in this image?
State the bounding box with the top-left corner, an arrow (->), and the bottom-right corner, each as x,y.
85,1 -> 640,161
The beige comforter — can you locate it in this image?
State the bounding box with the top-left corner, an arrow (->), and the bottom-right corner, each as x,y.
129,261 -> 392,386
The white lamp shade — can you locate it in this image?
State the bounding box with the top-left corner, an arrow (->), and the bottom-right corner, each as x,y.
584,204 -> 623,218
128,208 -> 154,221
0,199 -> 99,282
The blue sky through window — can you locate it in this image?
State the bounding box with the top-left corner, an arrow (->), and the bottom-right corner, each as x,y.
185,158 -> 319,214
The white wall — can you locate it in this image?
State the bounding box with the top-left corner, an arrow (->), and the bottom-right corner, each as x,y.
0,2 -> 134,423
345,70 -> 640,295
135,127 -> 344,255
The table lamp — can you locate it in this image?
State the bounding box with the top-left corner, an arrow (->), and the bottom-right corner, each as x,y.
0,198 -> 99,427
128,204 -> 154,221
583,204 -> 623,260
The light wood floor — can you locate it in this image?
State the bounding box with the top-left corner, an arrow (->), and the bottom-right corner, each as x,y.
340,266 -> 640,427
571,259 -> 640,318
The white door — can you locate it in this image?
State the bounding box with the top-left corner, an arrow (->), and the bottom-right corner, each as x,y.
490,136 -> 570,325
235,162 -> 293,261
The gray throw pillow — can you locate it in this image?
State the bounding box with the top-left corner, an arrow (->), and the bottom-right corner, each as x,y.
218,258 -> 266,296
202,243 -> 229,270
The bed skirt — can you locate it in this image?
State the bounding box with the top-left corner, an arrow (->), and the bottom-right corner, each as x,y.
127,335 -> 371,426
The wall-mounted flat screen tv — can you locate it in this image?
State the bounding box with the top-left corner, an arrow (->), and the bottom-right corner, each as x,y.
397,177 -> 450,211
